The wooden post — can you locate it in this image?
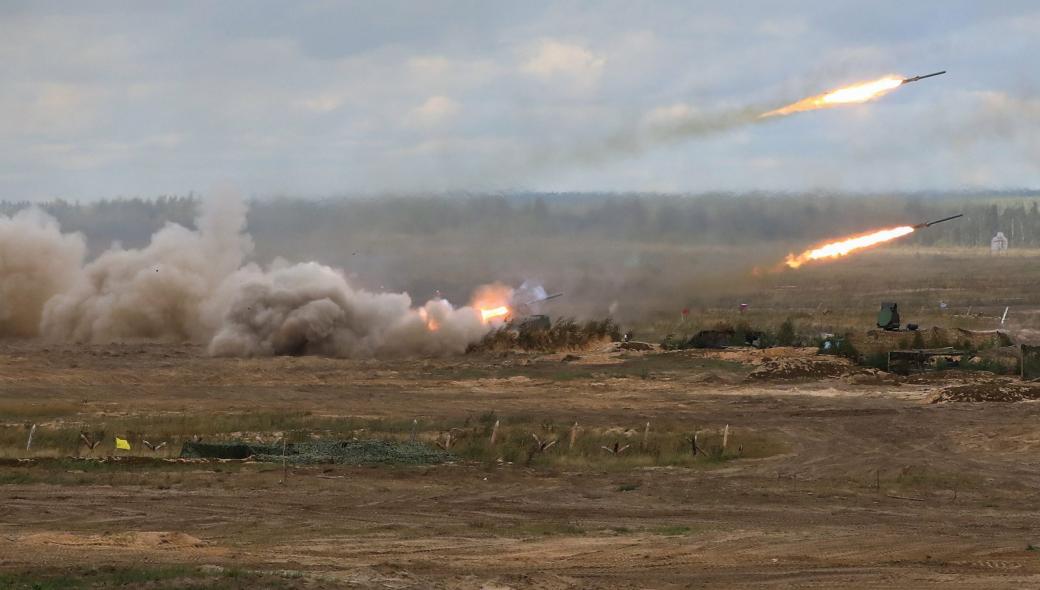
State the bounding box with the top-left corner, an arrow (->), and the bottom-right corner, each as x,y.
25,424 -> 37,453
642,421 -> 650,451
280,437 -> 288,484
692,433 -> 699,456
722,424 -> 729,450
569,422 -> 579,450
410,419 -> 418,443
489,420 -> 500,445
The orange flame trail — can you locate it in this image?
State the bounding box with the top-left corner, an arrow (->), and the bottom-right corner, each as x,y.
784,226 -> 915,269
761,76 -> 903,118
480,306 -> 509,322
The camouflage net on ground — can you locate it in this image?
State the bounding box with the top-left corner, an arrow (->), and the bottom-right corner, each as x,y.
179,440 -> 454,465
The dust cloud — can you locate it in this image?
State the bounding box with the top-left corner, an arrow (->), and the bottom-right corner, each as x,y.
0,191 -> 492,358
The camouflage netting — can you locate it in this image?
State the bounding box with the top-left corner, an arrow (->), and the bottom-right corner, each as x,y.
180,440 -> 455,465
851,328 -> 1013,356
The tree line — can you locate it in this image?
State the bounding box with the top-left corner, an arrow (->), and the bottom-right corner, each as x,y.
3,192 -> 1039,250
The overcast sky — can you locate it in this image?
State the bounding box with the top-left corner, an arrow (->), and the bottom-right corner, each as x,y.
2,1 -> 1038,200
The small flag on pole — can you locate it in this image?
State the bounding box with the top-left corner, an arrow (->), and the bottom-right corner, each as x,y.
115,437 -> 131,451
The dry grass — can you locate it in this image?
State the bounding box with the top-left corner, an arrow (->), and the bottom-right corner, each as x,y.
0,407 -> 783,474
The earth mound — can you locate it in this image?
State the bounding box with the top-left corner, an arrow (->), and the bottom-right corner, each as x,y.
929,379 -> 1040,403
746,356 -> 854,381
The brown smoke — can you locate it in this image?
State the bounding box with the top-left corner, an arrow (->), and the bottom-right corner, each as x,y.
0,190 -> 491,358
0,209 -> 85,336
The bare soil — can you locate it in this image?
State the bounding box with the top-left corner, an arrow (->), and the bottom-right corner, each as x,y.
3,341 -> 1040,588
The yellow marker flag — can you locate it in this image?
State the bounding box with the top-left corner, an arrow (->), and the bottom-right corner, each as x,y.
115,437 -> 131,451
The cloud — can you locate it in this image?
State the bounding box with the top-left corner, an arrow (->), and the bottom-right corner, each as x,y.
294,93 -> 346,114
1,2 -> 1040,198
521,39 -> 605,90
407,95 -> 461,127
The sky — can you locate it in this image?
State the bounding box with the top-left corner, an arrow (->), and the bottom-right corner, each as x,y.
1,0 -> 1038,200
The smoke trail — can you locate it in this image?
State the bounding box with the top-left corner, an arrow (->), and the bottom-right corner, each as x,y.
529,74 -> 911,169
532,103 -> 771,168
0,190 -> 492,358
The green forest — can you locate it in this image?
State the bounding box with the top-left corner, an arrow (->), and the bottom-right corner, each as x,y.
2,192 -> 1038,253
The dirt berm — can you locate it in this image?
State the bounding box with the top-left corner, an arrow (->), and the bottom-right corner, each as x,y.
930,378 -> 1040,402
746,355 -> 855,380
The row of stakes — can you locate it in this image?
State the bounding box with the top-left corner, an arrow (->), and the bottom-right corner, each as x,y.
428,419 -> 739,457
22,424 -> 194,455
21,421 -> 739,458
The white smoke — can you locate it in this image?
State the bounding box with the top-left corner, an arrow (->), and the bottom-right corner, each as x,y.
0,191 -> 491,358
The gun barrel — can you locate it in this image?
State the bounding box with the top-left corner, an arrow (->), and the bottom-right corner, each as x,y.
902,70 -> 946,84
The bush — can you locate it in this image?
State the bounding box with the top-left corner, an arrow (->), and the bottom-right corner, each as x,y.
776,319 -> 796,346
471,317 -> 621,353
911,331 -> 926,349
864,351 -> 889,370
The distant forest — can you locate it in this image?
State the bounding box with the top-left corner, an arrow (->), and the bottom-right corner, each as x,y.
3,192 -> 1039,255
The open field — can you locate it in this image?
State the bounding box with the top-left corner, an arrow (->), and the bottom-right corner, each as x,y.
4,331 -> 1040,588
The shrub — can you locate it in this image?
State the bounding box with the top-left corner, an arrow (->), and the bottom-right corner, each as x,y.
776,319 -> 796,346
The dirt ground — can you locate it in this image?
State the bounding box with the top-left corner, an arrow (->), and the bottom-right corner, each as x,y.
3,341 -> 1040,588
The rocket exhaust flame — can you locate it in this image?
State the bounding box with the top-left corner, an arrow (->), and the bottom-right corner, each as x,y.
761,76 -> 904,118
784,226 -> 916,269
480,306 -> 510,323
781,214 -> 961,269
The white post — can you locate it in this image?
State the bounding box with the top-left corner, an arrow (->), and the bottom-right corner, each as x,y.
1001,307 -> 1009,325
26,424 -> 37,453
489,420 -> 500,445
722,424 -> 730,450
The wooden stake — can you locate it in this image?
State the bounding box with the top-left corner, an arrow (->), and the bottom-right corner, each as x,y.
25,424 -> 37,453
569,422 -> 579,450
490,420 -> 500,445
280,437 -> 288,484
722,424 -> 729,450
642,421 -> 650,451
410,419 -> 418,443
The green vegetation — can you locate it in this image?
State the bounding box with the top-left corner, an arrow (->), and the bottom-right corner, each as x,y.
0,565 -> 310,590
776,318 -> 796,346
0,407 -> 783,475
